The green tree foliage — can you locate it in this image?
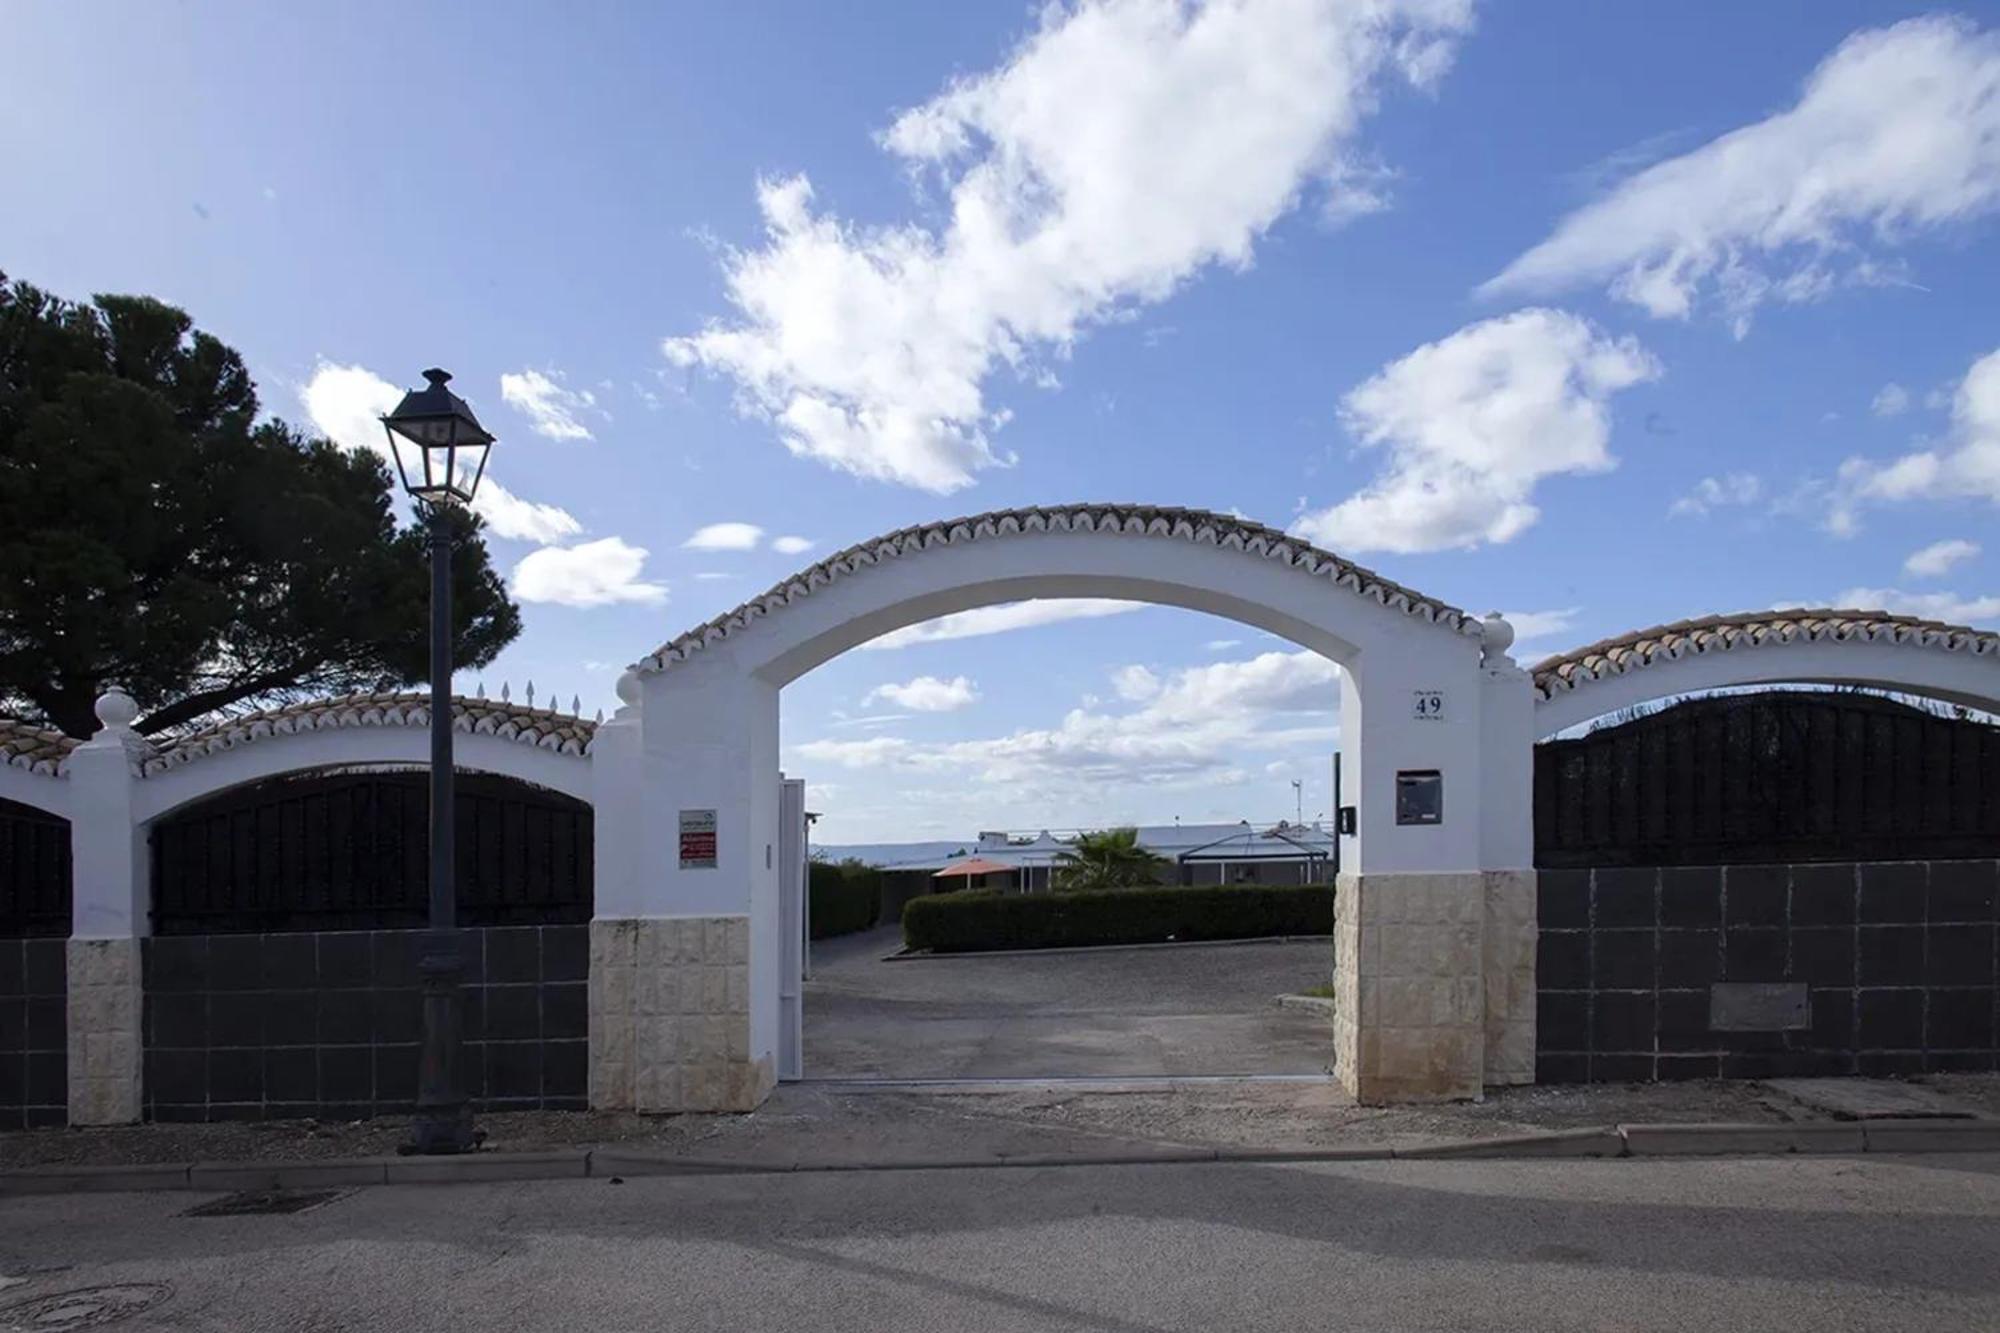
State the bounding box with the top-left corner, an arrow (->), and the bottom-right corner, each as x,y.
1051,826 -> 1170,890
0,273 -> 521,738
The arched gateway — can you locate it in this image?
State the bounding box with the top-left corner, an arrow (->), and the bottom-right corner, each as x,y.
588,505 -> 1541,1111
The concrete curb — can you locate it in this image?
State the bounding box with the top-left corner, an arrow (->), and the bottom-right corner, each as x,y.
883,934 -> 1331,962
3,1119 -> 1995,1194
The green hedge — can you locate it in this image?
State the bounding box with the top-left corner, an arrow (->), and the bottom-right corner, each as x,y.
902,883 -> 1333,953
809,859 -> 881,939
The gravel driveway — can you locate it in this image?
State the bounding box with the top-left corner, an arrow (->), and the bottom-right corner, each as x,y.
803,926 -> 1335,1079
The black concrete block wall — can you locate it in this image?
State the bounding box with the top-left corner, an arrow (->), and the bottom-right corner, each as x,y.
1537,859 -> 1999,1082
0,938 -> 67,1128
142,925 -> 587,1121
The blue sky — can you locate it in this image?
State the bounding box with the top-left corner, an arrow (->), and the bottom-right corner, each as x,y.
7,1 -> 1999,842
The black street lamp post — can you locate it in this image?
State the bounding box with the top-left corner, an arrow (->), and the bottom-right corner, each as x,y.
381,368 -> 495,1155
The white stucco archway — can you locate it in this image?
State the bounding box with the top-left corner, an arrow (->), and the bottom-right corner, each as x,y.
1532,610 -> 2000,739
590,505 -> 1541,1113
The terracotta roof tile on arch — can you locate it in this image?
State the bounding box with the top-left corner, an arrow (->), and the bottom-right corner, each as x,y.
1531,608 -> 2000,701
139,691 -> 597,776
0,717 -> 78,776
639,503 -> 1479,673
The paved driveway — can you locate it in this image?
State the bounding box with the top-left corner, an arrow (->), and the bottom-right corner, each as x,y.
803,926 -> 1334,1078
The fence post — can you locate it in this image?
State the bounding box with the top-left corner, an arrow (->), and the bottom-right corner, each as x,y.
64,688 -> 154,1125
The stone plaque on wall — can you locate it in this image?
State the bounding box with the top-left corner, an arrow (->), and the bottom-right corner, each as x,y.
1709,982 -> 1809,1031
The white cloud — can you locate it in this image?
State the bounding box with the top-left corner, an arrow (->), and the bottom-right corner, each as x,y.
665,0 -> 1475,491
683,522 -> 765,551
862,598 -> 1142,650
301,362 -> 583,543
1669,472 -> 1762,518
1293,309 -> 1660,553
1482,16 -> 2000,335
796,649 -> 1338,788
1500,607 -> 1581,646
471,481 -> 586,545
511,537 -> 668,607
862,674 -> 981,712
1872,382 -> 1911,418
794,736 -> 914,768
1830,346 -> 2000,531
1110,665 -> 1161,702
1835,586 -> 2000,626
1903,538 -> 1980,579
771,535 -> 816,555
499,369 -> 598,441
1204,638 -> 1242,652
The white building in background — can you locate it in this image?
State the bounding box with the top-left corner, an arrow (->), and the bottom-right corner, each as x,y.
820,820 -> 1338,895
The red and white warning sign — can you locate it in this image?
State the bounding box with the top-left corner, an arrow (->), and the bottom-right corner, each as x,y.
678,808 -> 718,869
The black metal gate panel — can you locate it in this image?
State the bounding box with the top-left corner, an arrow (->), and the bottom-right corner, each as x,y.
1535,691 -> 2000,868
0,796 -> 71,937
151,769 -> 592,933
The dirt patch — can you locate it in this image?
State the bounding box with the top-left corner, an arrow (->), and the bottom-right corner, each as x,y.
0,1110 -> 757,1170
1917,1073 -> 2000,1119
0,1074 -> 1895,1171
899,1077 -> 1799,1154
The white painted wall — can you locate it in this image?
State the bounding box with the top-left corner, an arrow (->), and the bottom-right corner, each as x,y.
0,766 -> 67,819
1535,638 -> 2000,738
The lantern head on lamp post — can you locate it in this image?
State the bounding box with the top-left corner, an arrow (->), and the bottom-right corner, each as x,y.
382,368 -> 492,1156
382,368 -> 493,507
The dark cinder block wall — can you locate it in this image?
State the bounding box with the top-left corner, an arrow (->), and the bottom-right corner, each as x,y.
1537,859 -> 1999,1082
142,925 -> 587,1121
0,938 -> 67,1129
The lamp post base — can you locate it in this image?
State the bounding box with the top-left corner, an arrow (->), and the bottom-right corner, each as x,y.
401,932 -> 483,1156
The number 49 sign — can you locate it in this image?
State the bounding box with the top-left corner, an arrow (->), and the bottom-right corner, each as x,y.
1412,690 -> 1445,722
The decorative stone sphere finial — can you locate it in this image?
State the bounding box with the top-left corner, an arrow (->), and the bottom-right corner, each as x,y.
94,685 -> 140,731
1480,612 -> 1515,658
614,669 -> 643,709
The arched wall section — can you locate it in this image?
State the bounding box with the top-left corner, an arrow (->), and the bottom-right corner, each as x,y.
647,523 -> 1483,685
0,767 -> 68,820
134,727 -> 593,824
1534,630 -> 2000,739
593,504 -> 1536,1114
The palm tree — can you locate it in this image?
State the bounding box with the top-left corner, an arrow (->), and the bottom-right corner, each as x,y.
1052,827 -> 1168,890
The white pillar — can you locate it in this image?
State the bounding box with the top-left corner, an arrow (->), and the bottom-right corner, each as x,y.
64,688 -> 153,1126
588,660 -> 776,1113
1331,627 -> 1498,1104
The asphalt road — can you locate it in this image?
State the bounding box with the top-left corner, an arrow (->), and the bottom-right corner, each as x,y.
3,1154 -> 1998,1331
803,927 -> 1335,1078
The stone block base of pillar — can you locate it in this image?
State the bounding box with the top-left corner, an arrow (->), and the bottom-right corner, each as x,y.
67,937 -> 142,1126
588,916 -> 774,1113
1482,869 -> 1538,1086
1333,872 -> 1488,1104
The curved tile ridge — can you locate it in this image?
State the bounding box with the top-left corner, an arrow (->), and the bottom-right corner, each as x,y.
138,691 -> 598,776
1,717 -> 78,777
1531,608 -> 2000,702
639,503 -> 1478,672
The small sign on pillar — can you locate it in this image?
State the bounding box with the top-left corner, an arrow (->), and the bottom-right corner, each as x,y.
679,808 -> 718,868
